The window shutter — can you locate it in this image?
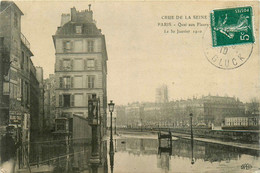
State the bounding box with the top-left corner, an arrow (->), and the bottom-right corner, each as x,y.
59,77 -> 63,88
59,94 -> 63,107
86,94 -> 89,106
59,60 -> 63,71
71,77 -> 73,88
70,59 -> 73,70
69,41 -> 73,52
93,76 -> 95,88
87,76 -> 90,88
71,94 -> 74,107
84,59 -> 87,70
63,41 -> 66,52
95,59 -> 98,70
92,41 -> 95,52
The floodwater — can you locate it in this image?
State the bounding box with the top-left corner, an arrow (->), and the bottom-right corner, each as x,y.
110,133 -> 260,173
21,133 -> 260,173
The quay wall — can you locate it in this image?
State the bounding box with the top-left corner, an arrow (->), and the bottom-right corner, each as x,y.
118,127 -> 259,143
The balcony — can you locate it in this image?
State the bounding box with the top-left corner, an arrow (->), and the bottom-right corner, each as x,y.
20,32 -> 30,50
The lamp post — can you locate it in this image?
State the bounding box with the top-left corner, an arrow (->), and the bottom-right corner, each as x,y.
108,100 -> 115,153
190,113 -> 195,164
88,95 -> 100,166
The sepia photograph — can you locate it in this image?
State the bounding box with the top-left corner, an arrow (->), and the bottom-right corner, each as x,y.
0,0 -> 259,172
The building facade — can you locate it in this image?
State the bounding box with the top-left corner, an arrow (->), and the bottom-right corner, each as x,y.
0,1 -> 43,167
53,6 -> 108,136
116,95 -> 246,129
43,74 -> 56,131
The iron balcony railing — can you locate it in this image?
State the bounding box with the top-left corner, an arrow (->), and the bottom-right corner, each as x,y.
20,32 -> 30,50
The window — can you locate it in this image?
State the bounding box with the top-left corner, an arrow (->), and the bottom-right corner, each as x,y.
27,56 -> 29,72
74,40 -> 83,52
26,83 -> 29,106
87,59 -> 95,70
21,51 -> 24,70
74,59 -> 84,71
63,41 -> 72,52
87,76 -> 95,88
60,76 -> 71,89
87,40 -> 94,52
74,76 -> 83,88
87,93 -> 96,105
74,94 -> 83,107
63,94 -> 71,107
59,94 -> 74,107
56,120 -> 66,131
75,26 -> 82,34
63,59 -> 71,71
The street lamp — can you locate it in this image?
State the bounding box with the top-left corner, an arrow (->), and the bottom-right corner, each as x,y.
108,100 -> 115,155
190,113 -> 195,164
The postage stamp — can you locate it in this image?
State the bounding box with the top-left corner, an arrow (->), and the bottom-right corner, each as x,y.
210,6 -> 254,47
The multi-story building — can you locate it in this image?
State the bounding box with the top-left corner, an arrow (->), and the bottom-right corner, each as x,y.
35,67 -> 44,133
43,74 -> 56,131
52,6 -> 108,136
202,95 -> 245,125
116,95 -> 246,128
0,1 -> 44,166
0,1 -> 32,154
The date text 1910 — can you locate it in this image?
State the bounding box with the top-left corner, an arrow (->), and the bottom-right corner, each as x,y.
210,6 -> 254,47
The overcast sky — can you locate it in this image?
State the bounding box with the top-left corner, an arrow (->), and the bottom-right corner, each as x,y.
15,1 -> 259,105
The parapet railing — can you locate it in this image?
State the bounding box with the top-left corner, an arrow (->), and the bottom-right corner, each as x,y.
20,32 -> 30,50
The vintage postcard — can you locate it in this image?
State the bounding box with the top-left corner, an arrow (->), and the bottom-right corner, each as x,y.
0,0 -> 259,173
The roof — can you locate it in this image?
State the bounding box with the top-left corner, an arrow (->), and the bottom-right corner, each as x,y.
55,21 -> 102,36
0,1 -> 24,15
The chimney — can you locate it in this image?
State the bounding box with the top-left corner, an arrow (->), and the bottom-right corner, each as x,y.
60,14 -> 71,26
71,7 -> 77,22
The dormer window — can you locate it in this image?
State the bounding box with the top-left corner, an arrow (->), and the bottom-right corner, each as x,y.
76,26 -> 82,34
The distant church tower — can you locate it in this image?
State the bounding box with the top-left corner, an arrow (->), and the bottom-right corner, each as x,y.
156,85 -> 169,103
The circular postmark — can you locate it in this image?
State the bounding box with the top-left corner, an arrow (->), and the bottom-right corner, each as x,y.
202,26 -> 253,70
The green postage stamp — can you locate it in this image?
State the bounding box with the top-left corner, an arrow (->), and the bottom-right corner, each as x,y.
210,6 -> 254,47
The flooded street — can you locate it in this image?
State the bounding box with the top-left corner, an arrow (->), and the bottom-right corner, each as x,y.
111,133 -> 260,173
28,132 -> 260,173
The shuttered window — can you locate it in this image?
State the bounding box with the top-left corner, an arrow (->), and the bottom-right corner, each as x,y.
87,75 -> 95,88
63,41 -> 72,52
59,94 -> 63,107
70,94 -> 74,107
87,59 -> 95,70
87,40 -> 94,52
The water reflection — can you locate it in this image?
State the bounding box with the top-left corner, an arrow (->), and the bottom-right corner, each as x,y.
30,139 -> 108,173
29,134 -> 260,173
112,135 -> 260,173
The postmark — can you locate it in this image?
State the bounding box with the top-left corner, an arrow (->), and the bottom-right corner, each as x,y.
210,6 -> 254,47
203,26 -> 253,70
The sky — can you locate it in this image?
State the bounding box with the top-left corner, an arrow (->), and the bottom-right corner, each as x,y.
14,1 -> 259,105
